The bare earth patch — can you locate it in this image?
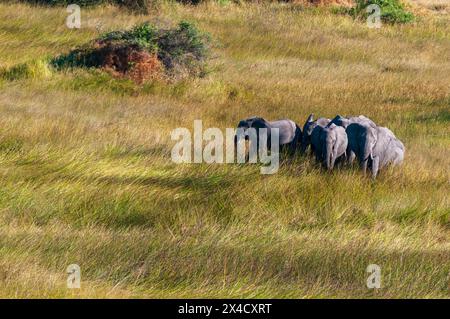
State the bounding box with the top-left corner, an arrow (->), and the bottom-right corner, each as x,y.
93,41 -> 164,83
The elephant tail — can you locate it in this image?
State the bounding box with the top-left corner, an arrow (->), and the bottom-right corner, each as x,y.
324,140 -> 334,170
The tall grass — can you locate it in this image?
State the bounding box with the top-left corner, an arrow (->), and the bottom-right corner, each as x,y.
0,2 -> 448,298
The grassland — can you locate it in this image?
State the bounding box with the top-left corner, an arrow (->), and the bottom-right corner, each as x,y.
0,1 -> 449,298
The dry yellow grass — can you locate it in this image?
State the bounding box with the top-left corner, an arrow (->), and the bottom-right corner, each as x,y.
0,2 -> 449,298
408,0 -> 449,13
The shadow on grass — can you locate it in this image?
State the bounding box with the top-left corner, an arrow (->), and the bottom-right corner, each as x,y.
39,170 -> 239,229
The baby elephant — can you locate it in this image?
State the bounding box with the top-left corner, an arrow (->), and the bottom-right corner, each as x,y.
311,123 -> 348,170
346,123 -> 404,178
235,117 -> 302,154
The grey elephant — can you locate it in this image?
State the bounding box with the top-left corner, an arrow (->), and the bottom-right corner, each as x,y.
346,123 -> 405,178
235,117 -> 302,155
300,114 -> 330,155
311,123 -> 348,170
329,115 -> 376,163
329,114 -> 376,129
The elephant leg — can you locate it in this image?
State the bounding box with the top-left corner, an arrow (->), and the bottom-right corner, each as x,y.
371,156 -> 380,179
286,138 -> 295,156
314,147 -> 322,164
329,151 -> 336,170
334,155 -> 341,168
360,157 -> 370,175
288,142 -> 296,156
291,128 -> 301,156
310,144 -> 315,157
341,154 -> 347,167
278,144 -> 286,161
330,159 -> 336,170
335,154 -> 345,168
347,150 -> 356,164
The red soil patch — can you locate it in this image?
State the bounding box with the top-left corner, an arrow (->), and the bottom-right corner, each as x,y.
92,41 -> 163,84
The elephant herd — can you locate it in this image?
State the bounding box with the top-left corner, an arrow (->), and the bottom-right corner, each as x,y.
236,114 -> 405,178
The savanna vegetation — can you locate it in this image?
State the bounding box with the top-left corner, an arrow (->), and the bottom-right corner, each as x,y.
0,1 -> 448,298
51,21 -> 210,82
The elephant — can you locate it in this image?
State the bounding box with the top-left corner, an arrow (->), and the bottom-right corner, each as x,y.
346,123 -> 404,178
310,123 -> 348,170
329,115 -> 377,163
345,123 -> 377,173
300,113 -> 331,155
369,127 -> 405,178
329,115 -> 376,129
235,117 -> 302,155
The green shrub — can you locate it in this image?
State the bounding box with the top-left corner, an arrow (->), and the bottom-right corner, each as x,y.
157,21 -> 211,74
98,22 -> 159,51
344,0 -> 414,24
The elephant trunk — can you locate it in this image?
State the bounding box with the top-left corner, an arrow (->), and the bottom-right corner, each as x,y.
361,138 -> 373,174
329,149 -> 336,170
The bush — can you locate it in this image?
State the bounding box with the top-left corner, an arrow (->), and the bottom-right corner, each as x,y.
51,21 -> 210,82
344,0 -> 414,24
157,21 -> 211,75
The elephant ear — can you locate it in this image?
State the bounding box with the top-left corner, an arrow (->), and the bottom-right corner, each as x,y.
374,127 -> 380,143
237,120 -> 249,128
303,114 -> 314,131
369,127 -> 380,158
328,115 -> 339,127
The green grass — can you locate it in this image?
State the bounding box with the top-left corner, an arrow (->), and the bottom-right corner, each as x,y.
0,2 -> 449,298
